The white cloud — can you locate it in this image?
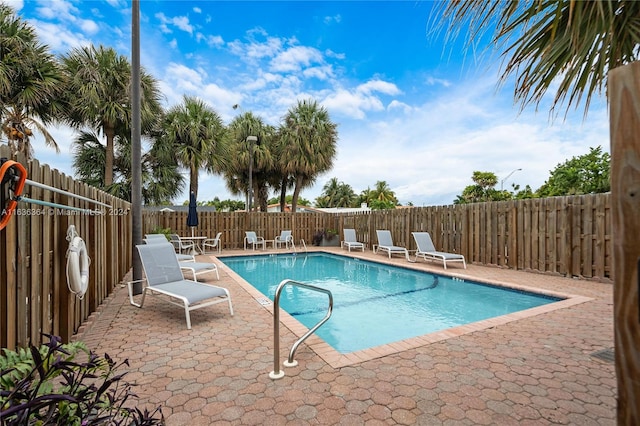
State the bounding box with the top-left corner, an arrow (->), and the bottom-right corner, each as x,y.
425,76 -> 452,87
321,79 -> 402,119
172,16 -> 193,34
387,100 -> 412,114
232,35 -> 283,60
79,19 -> 99,34
357,79 -> 401,96
29,20 -> 89,51
324,14 -> 342,25
35,0 -> 79,21
270,45 -> 324,73
205,34 -> 224,47
302,65 -> 334,80
6,0 -> 24,11
155,12 -> 194,34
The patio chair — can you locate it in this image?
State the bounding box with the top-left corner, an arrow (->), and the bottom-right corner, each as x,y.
169,233 -> 195,254
274,230 -> 293,249
144,236 -> 194,262
375,230 -> 409,260
203,232 -> 222,254
244,231 -> 266,250
412,232 -> 466,270
143,240 -> 217,279
342,228 -> 365,252
128,242 -> 233,329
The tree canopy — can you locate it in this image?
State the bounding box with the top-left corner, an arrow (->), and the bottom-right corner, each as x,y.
453,146 -> 610,204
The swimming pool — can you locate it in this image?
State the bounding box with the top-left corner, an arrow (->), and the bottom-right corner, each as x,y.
221,253 -> 562,353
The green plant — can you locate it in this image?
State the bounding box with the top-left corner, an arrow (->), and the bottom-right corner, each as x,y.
311,229 -> 338,246
0,334 -> 164,425
149,227 -> 171,240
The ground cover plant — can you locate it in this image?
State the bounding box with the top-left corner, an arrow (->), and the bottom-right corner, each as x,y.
0,334 -> 163,425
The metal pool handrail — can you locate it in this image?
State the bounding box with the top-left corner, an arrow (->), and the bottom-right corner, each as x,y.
269,279 -> 333,380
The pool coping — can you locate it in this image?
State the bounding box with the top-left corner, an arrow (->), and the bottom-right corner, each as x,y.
214,250 -> 592,369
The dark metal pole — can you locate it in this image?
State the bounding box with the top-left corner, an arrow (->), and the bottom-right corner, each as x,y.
248,138 -> 253,212
131,0 -> 142,293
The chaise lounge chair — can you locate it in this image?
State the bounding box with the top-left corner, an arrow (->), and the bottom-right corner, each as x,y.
244,231 -> 266,250
145,234 -> 194,261
375,230 -> 409,260
128,242 -> 233,329
342,228 -> 365,252
274,230 -> 293,249
143,239 -> 218,280
412,232 -> 466,269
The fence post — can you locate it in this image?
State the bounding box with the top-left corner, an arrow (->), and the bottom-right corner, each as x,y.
609,61 -> 640,424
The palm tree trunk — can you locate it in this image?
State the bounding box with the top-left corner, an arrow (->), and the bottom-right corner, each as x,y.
104,126 -> 115,186
279,177 -> 287,212
291,175 -> 304,213
257,184 -> 268,212
190,166 -> 198,199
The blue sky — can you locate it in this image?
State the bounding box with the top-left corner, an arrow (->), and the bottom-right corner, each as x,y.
10,0 -> 610,206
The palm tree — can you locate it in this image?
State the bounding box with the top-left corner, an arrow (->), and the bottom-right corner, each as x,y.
61,45 -> 162,185
435,2 -> 640,420
222,112 -> 275,211
434,1 -> 640,118
317,177 -> 356,207
371,181 -> 398,205
0,4 -> 64,158
162,96 -> 227,199
72,129 -> 183,204
278,99 -> 338,212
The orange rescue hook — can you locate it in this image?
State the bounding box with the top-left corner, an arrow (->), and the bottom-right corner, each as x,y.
0,159 -> 27,231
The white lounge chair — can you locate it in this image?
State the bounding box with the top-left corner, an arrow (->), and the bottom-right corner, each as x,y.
143,240 -> 217,280
144,236 -> 194,262
203,232 -> 222,254
375,230 -> 409,260
244,231 -> 265,250
412,232 -> 466,269
342,229 -> 365,252
274,230 -> 293,249
128,243 -> 233,329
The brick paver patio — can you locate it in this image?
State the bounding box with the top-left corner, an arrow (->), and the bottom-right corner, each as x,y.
75,247 -> 616,425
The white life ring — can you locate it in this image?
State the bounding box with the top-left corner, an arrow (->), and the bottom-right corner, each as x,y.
66,226 -> 90,299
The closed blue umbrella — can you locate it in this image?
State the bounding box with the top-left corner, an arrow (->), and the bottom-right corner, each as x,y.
186,191 -> 198,237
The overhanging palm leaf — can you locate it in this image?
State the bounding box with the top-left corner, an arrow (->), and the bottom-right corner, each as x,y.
434,0 -> 640,118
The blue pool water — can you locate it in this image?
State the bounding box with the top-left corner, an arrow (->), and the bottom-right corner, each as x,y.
221,253 -> 561,353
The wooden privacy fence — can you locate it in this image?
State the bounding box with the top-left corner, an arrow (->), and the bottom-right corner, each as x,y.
144,192 -> 612,282
1,140 -> 612,352
1,145 -> 131,350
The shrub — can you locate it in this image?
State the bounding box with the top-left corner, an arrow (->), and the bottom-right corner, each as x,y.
311,229 -> 338,246
0,334 -> 163,425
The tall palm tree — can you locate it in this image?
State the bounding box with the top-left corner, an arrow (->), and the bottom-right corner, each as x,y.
372,181 -> 398,204
435,2 -> 640,421
222,112 -> 275,211
162,96 -> 227,199
278,99 -> 338,212
317,177 -> 356,208
61,45 -> 162,185
0,4 -> 64,158
72,129 -> 183,204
